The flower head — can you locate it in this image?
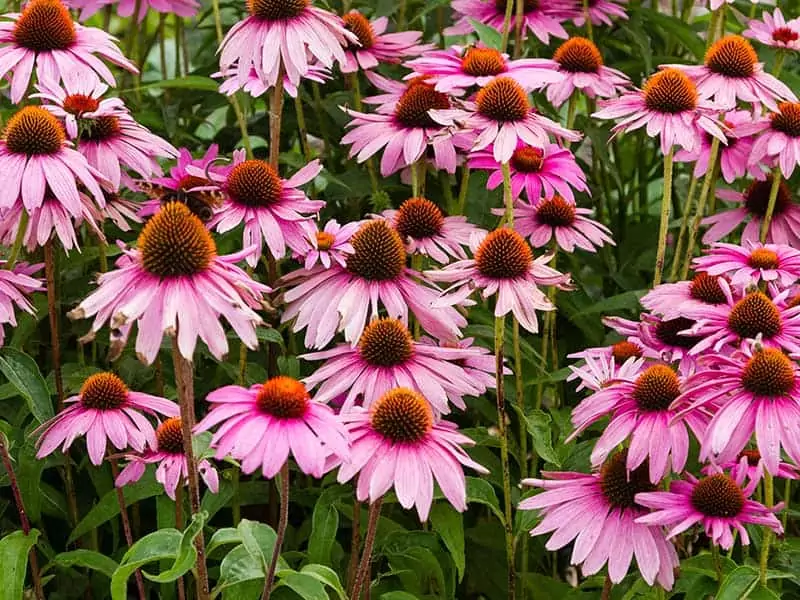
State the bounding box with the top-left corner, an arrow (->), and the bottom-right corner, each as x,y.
640,272 -> 729,320
0,261 -> 44,347
693,242 -> 800,288
446,0 -> 572,45
340,10 -> 431,73
744,8 -> 800,51
215,62 -> 331,99
567,352 -> 647,393
66,0 -> 200,22
293,219 -> 357,270
747,102 -> 800,178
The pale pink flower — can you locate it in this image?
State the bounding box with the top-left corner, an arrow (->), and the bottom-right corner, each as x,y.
692,241 -> 800,288
446,0 -> 572,45
744,8 -> 800,51
32,75 -> 124,139
340,10 -> 431,73
567,352 -> 647,393
707,450 -> 800,483
66,0 -> 199,22
640,272 -> 729,320
746,102 -> 800,178
571,0 -> 628,27
215,62 -> 331,99
293,219 -> 357,270
0,261 -> 43,347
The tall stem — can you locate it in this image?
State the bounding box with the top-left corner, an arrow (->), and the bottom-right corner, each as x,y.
346,495 -> 362,594
760,168 -> 782,243
348,73 -> 380,197
600,575 -> 612,600
175,484 -> 186,600
262,463 -> 289,600
109,458 -> 146,600
457,165 -> 471,215
783,478 -> 791,531
502,162 -> 514,225
773,51 -> 786,77
269,71 -> 285,169
0,435 -> 44,600
500,0 -> 515,54
170,339 -> 210,600
581,0 -> 594,40
295,92 -> 313,162
653,148 -> 674,286
759,471 -> 774,586
680,137 -> 720,279
711,543 -> 723,585
351,499 -> 383,600
668,174 -> 698,281
513,0 -> 524,57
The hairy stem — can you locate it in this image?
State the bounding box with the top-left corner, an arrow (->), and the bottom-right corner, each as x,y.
760,168 -> 782,243
5,210 -> 28,268
653,148 -> 674,286
500,0 -> 515,53
351,499 -> 383,600
109,458 -> 146,600
668,174 -> 698,281
347,496 -> 362,594
262,463 -> 289,600
681,137 -> 720,279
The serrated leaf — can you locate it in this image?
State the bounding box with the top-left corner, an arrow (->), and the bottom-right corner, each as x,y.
430,503 -> 465,581
48,550 -> 118,579
717,566 -> 759,600
0,529 -> 39,600
0,348 -> 52,423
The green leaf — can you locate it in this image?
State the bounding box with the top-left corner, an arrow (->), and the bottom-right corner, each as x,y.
17,439 -> 44,523
523,410 -> 561,467
238,519 -> 279,573
640,9 -> 705,60
256,328 -> 285,346
110,530 -> 182,600
299,565 -> 347,600
0,348 -> 52,423
0,529 -> 39,600
430,504 -> 465,582
748,585 -> 781,599
380,593 -> 420,600
276,571 -> 328,600
143,512 -> 206,583
47,550 -> 118,579
467,18 -> 502,49
717,566 -> 759,600
208,527 -> 241,557
136,76 -> 219,91
466,477 -> 505,524
308,487 -> 343,567
216,545 -> 265,592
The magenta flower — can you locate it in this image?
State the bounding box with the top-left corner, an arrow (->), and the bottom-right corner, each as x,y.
708,450 -> 800,483
572,0 -> 628,27
0,0 -> 137,103
381,197 -> 483,264
693,242 -> 800,288
66,0 -> 199,22
507,196 -> 614,253
593,68 -> 725,155
427,228 -> 570,334
215,62 -> 331,99
546,37 -> 630,107
0,261 -> 43,347
336,387 -> 488,521
446,0 -> 572,45
281,219 -> 467,349
404,44 -> 563,95
195,376 -> 350,479
35,372 -> 179,465
293,219 -> 357,270
97,191 -> 142,232
746,102 -> 800,178
301,317 -> 494,414
32,76 -> 124,139
68,202 -> 270,364
744,8 -> 800,51
340,10 -> 431,73
636,470 -> 782,549
567,352 -> 646,393
520,452 -> 678,588
640,272 -> 728,320
469,142 -> 588,203
218,0 -> 355,90
115,417 -> 219,500
703,177 -> 800,246
199,153 -> 324,266
674,344 -> 800,474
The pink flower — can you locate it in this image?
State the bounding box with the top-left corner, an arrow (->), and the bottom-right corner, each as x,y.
692,241 -> 800,288
115,417 -> 219,500
520,452 -> 678,588
0,106 -> 106,217
674,344 -> 800,474
446,0 -> 572,45
507,196 -> 613,253
635,470 -> 782,549
215,62 -> 331,99
403,44 -> 563,95
218,0 -> 355,90
707,450 -> 800,483
195,376 -> 350,479
674,110 -> 760,184
68,202 -> 270,364
426,228 -> 570,334
746,102 -> 800,178
340,10 -> 431,73
703,176 -> 800,246
200,154 -> 324,267
567,352 -> 647,393
280,219 -> 467,348
0,0 -> 137,103
96,191 -> 142,232
432,77 -> 581,163
66,0 -> 199,22
593,68 -> 725,155
640,272 -> 729,320
381,197 -> 483,264
293,219 -> 357,270
665,36 -> 795,111
301,317 -> 494,414
568,363 -> 707,483
744,8 -> 800,51
546,36 -> 630,107
0,261 -> 43,347
572,0 -> 628,27
336,387 -> 488,520
35,372 -> 179,465
469,142 -> 588,203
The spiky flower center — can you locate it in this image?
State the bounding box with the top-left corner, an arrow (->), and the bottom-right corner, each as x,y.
612,341 -> 643,362
62,94 -> 100,116
138,202 -> 216,277
226,160 -> 283,208
510,146 -> 544,173
643,68 -> 698,114
632,364 -> 681,412
346,220 -> 407,281
394,81 -> 450,129
370,388 -> 433,443
691,474 -> 745,518
316,231 -> 335,251
156,418 -> 184,454
4,106 -> 65,156
461,47 -> 506,77
494,0 -> 538,12
741,348 -> 795,397
705,35 -> 758,78
80,372 -> 128,410
81,115 -> 121,142
771,102 -> 800,137
536,195 -> 576,227
689,273 -> 727,305
748,248 -> 780,270
475,228 -> 532,279
599,451 -> 656,509
728,292 -> 782,340
744,176 -> 791,217
476,77 -> 530,122
553,37 -> 603,73
773,27 -> 799,44
256,376 -> 309,419
358,318 -> 414,367
12,0 -> 76,51
395,197 -> 444,240
343,11 -> 375,49
655,317 -> 702,349
247,0 -> 308,20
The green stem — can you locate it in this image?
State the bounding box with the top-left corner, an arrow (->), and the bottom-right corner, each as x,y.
294,92 -> 312,162
681,137 -> 721,279
232,469 -> 241,525
653,147 -> 674,286
760,168 -> 782,243
582,0 -> 594,41
759,471 -> 774,586
668,174 -> 698,281
711,544 -> 722,585
783,478 -> 791,531
500,0 -> 515,54
457,165 -> 471,215
262,464 -> 289,600
773,50 -> 786,77
441,171 -> 454,214
312,83 -> 332,156
513,0 -> 524,57
565,92 -> 579,133
348,73 -> 380,198
502,162 -> 514,226
5,210 -> 28,267
706,7 -> 721,50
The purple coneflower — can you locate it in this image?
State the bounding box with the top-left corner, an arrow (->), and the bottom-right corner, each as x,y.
0,261 -> 43,347
446,0 -> 572,45
744,8 -> 800,51
747,102 -> 800,178
340,10 -> 431,73
693,242 -> 800,288
293,219 -> 357,270
546,37 -> 630,107
640,272 -> 728,320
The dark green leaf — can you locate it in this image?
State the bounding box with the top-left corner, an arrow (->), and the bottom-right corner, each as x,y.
47,550 -> 118,579
110,530 -> 182,600
523,410 -> 561,467
0,348 -> 52,423
276,571 -> 328,600
717,566 -> 759,600
0,529 -> 39,600
299,565 -> 346,600
467,18 -> 502,49
308,487 -> 342,567
466,477 -> 505,524
143,512 -> 206,583
430,503 -> 465,582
